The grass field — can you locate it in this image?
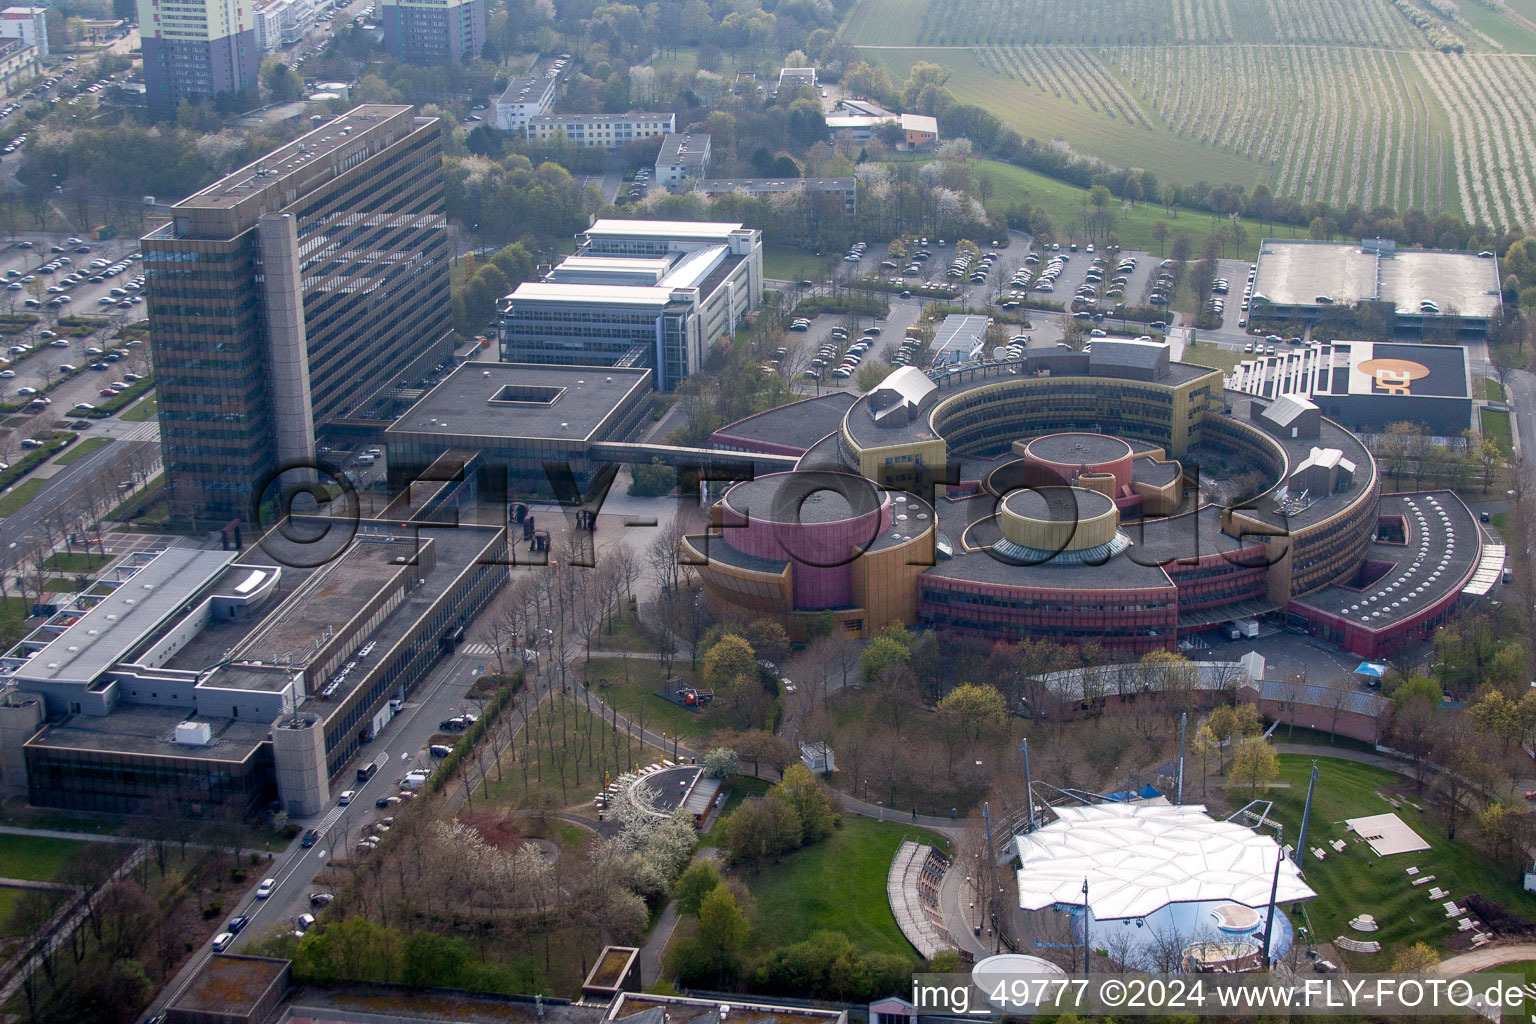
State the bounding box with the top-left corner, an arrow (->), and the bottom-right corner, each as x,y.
0,833 -> 89,882
763,245 -> 823,283
0,479 -> 44,517
1481,407 -> 1513,454
51,436 -> 111,466
583,657 -> 713,742
1263,755 -> 1536,966
121,396 -> 156,422
1181,342 -> 1243,374
1477,377 -> 1506,401
43,550 -> 111,573
966,158 -> 1308,258
479,692 -> 667,812
842,0 -> 1536,225
737,815 -> 941,958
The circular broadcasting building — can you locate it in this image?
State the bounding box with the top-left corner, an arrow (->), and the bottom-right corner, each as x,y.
695,339 -> 1488,657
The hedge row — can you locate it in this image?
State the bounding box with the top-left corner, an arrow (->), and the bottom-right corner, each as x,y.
429,670 -> 525,795
79,373 -> 154,418
0,431 -> 75,490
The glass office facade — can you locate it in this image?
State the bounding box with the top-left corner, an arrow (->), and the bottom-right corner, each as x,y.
145,110 -> 451,522
25,742 -> 272,814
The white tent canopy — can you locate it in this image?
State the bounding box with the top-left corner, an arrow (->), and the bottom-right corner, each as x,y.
1014,804 -> 1317,920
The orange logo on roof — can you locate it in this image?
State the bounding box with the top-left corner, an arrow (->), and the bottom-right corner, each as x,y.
1358,357 -> 1430,395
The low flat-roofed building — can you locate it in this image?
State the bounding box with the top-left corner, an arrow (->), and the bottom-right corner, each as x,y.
693,176 -> 856,215
500,219 -> 762,388
165,954 -> 291,1024
825,110 -> 939,150
1251,238 -> 1501,336
526,112 -> 675,149
775,65 -> 817,96
901,112 -> 939,149
2,495 -> 509,815
654,132 -> 711,188
1228,340 -> 1472,435
387,362 -> 653,500
495,55 -> 561,131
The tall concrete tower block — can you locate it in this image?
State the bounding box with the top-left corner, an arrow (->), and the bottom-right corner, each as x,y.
272,710 -> 329,816
0,689 -> 44,800
258,212 -> 317,474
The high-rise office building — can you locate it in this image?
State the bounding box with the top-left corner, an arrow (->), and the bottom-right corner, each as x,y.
380,0 -> 484,64
143,104 -> 454,522
137,0 -> 258,116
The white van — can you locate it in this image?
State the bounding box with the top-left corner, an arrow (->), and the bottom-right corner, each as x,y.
356,454 -> 375,467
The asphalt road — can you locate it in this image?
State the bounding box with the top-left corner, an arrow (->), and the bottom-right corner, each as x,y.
0,436 -> 155,547
142,642 -> 534,1021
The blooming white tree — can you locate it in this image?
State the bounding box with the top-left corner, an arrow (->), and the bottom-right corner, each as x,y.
705,747 -> 739,779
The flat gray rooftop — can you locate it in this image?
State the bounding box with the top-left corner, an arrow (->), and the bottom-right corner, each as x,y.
233,540 -> 406,667
723,471 -> 883,525
26,702 -> 270,761
1292,491 -> 1480,629
1027,432 -> 1133,465
388,363 -> 651,442
1253,240 -> 1501,317
713,393 -> 855,453
14,548 -> 237,687
176,105 -> 414,212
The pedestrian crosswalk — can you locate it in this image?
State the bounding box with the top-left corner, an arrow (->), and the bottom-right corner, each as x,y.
116,421 -> 160,442
463,642 -> 494,656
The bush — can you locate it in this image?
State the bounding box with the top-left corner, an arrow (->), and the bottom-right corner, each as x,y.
791,294 -> 889,318
0,431 -> 74,491
82,374 -> 154,417
753,930 -> 916,1002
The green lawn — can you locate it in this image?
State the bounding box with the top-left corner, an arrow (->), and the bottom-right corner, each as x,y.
43,550 -> 111,573
594,613 -> 656,655
1480,959 -> 1536,983
583,656 -> 714,742
1480,407 -> 1513,454
1262,755 -> 1536,967
120,396 -> 156,422
51,436 -> 110,466
0,478 -> 44,517
479,691 -> 667,812
1181,343 -> 1244,374
763,245 -> 823,283
0,833 -> 89,882
1477,377 -> 1506,401
737,815 -> 943,959
964,158 -> 1310,259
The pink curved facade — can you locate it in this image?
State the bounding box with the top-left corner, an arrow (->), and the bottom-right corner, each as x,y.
1023,434 -> 1135,491
718,477 -> 892,609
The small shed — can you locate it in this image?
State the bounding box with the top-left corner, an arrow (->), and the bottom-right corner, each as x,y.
800,740 -> 836,773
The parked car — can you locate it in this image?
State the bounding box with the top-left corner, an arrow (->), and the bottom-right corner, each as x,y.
255,878 -> 276,899
337,789 -> 355,805
211,932 -> 234,952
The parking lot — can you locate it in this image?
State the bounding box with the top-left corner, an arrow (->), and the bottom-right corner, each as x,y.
778,290 -> 928,393
0,236 -> 146,386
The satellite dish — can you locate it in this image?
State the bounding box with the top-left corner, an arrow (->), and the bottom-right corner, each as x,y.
991,346 -> 1008,360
